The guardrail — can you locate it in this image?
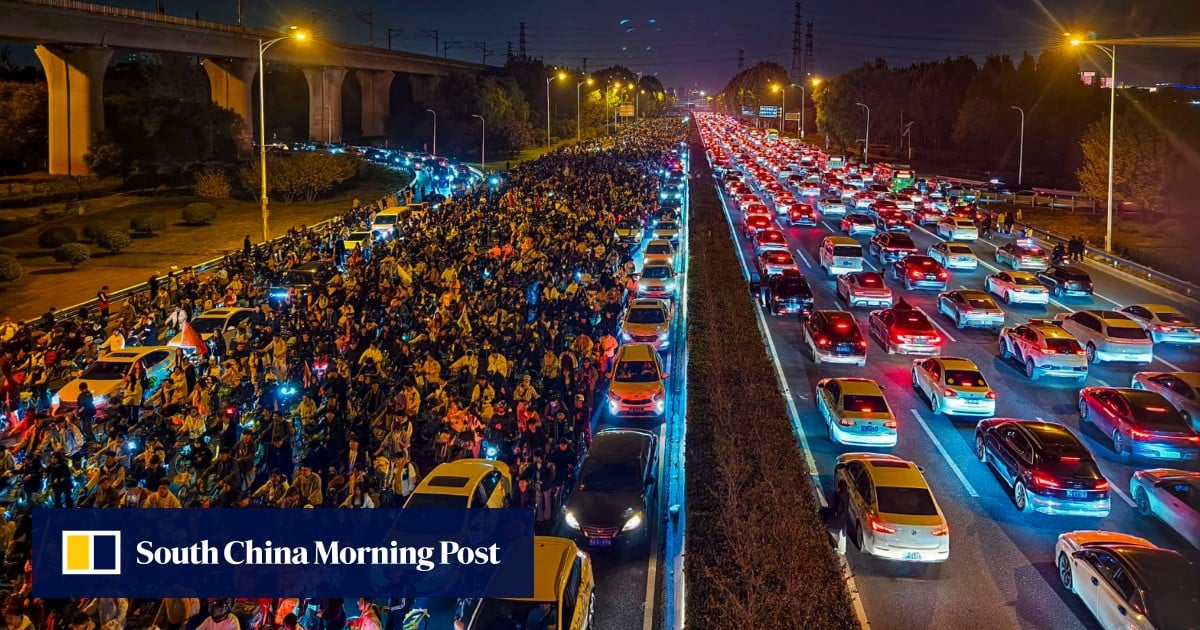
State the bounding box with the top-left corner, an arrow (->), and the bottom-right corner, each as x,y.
16,0 -> 278,37
1017,222 -> 1200,299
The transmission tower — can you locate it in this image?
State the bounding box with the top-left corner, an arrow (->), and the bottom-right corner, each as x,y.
803,22 -> 815,77
582,57 -> 588,73
737,49 -> 744,72
518,22 -> 527,60
506,42 -> 513,62
790,2 -> 803,83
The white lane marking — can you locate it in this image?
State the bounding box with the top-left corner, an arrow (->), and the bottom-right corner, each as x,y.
794,248 -> 813,269
821,220 -> 838,233
862,257 -> 879,271
1155,356 -> 1185,372
1093,292 -> 1122,307
1109,482 -> 1136,507
908,409 -> 980,497
914,305 -> 958,343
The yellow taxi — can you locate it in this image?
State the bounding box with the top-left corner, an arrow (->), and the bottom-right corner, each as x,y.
834,453 -> 950,563
456,536 -> 595,630
403,459 -> 511,508
606,343 -> 668,417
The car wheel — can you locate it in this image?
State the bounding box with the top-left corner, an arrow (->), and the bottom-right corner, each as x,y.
930,392 -> 939,413
1113,430 -> 1130,462
955,313 -> 964,329
911,370 -> 920,391
1085,343 -> 1097,364
1058,553 -> 1074,593
856,521 -> 867,553
886,340 -> 896,355
1004,290 -> 1013,305
999,339 -> 1012,359
1079,398 -> 1091,423
827,416 -> 837,442
1025,358 -> 1039,380
1131,381 -> 1142,390
1052,285 -> 1063,297
811,340 -> 823,364
1010,259 -> 1019,271
1135,487 -> 1151,516
1182,410 -> 1193,429
976,435 -> 988,463
1013,480 -> 1032,512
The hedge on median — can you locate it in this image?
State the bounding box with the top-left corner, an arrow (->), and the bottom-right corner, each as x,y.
684,127 -> 858,629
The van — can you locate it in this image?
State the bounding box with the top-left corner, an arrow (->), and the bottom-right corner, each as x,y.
819,236 -> 864,277
371,206 -> 404,237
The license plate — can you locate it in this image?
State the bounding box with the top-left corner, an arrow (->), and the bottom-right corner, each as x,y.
903,551 -> 923,561
837,344 -> 854,353
1066,490 -> 1087,499
1163,451 -> 1184,459
588,538 -> 613,547
860,425 -> 878,433
925,275 -> 937,280
912,337 -> 927,342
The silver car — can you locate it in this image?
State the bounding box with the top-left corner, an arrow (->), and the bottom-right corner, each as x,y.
927,241 -> 978,271
1132,372 -> 1200,432
936,290 -> 1004,330
1130,469 -> 1200,549
936,217 -> 978,242
1118,304 -> 1200,346
1054,310 -> 1154,365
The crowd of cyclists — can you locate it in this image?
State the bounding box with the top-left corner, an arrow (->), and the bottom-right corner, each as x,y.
0,117 -> 686,629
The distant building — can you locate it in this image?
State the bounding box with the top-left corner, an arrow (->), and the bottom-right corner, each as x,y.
1079,71 -> 1095,86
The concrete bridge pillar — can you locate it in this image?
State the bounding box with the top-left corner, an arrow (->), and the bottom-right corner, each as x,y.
356,70 -> 394,138
201,58 -> 256,156
34,45 -> 113,176
408,74 -> 440,106
302,67 -> 347,143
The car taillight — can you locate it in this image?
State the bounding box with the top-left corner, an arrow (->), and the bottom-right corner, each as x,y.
816,336 -> 830,347
1156,324 -> 1172,332
942,388 -> 957,397
1043,348 -> 1057,354
937,271 -> 947,279
839,417 -> 855,426
985,391 -> 996,399
884,419 -> 898,429
930,524 -> 949,537
910,270 -> 923,280
929,335 -> 942,345
858,339 -> 868,349
1031,471 -> 1061,488
868,515 -> 897,534
1094,479 -> 1110,491
1129,428 -> 1151,440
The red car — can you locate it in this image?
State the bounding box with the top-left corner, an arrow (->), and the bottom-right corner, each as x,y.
1078,387 -> 1200,462
914,205 -> 943,226
891,255 -> 948,291
868,303 -> 943,355
789,204 -> 819,227
743,214 -> 774,237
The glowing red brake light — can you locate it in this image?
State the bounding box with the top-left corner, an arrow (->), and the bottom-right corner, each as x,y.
835,322 -> 850,331
884,419 -> 898,429
1059,456 -> 1080,462
910,270 -> 923,280
868,515 -> 897,534
858,339 -> 868,349
1129,428 -> 1151,440
1031,471 -> 1061,488
937,271 -> 947,279
1094,479 -> 1110,490
985,391 -> 996,400
942,388 -> 957,397
1144,407 -> 1168,412
1043,348 -> 1057,354
930,524 -> 949,537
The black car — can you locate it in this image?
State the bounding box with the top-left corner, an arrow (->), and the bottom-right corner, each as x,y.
1037,265 -> 1094,297
761,269 -> 815,317
803,310 -> 867,365
268,260 -> 338,305
563,428 -> 657,547
975,419 -> 1111,516
869,231 -> 918,264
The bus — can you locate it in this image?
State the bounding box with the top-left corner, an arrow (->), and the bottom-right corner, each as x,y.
877,163 -> 916,192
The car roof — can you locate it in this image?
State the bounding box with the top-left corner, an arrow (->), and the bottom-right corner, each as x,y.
1132,303 -> 1182,314
831,378 -> 884,396
957,290 -> 991,300
414,459 -> 503,495
1089,310 -> 1141,328
587,429 -> 655,462
99,346 -> 177,362
517,536 -> 581,603
1007,420 -> 1087,451
1105,546 -> 1199,617
643,260 -> 673,269
1026,321 -> 1074,338
630,298 -> 668,309
645,239 -> 672,248
932,357 -> 980,371
824,236 -> 859,245
860,457 -> 928,489
196,308 -> 250,318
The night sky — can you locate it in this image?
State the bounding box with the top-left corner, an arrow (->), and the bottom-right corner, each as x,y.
5,1 -> 1199,89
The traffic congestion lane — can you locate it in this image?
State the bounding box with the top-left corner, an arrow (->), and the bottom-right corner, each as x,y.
716,180 -> 1200,630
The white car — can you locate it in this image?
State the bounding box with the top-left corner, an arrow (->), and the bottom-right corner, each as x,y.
54,346 -> 177,409
651,219 -> 681,243
816,378 -> 897,447
1055,310 -> 1154,365
819,197 -> 847,217
1118,304 -> 1200,345
984,271 -> 1049,306
927,241 -> 978,271
168,307 -> 256,348
1130,469 -> 1200,549
911,356 -> 996,416
936,217 -> 979,242
1056,530 -> 1200,630
833,453 -> 950,563
637,261 -> 678,299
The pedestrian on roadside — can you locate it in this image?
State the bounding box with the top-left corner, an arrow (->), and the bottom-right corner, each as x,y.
243,235 -> 252,256
97,286 -> 110,322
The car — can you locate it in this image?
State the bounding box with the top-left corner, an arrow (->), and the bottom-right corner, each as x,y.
343,230 -> 374,252
1078,387 -> 1200,462
853,192 -> 875,209
937,290 -> 1004,330
927,241 -> 978,271
1129,469 -> 1200,549
816,378 -> 897,446
875,209 -> 911,233
804,310 -> 868,366
167,307 -> 256,349
752,229 -> 789,256
651,219 -> 681,244
788,203 -> 819,226
637,261 -> 677,299
1118,304 -> 1200,345
607,343 -> 667,417
995,240 -> 1049,271
614,219 -> 645,246
642,239 -> 676,269
1131,372 -> 1200,431
742,214 -> 774,238
756,250 -> 800,277
936,217 -> 978,242
891,255 -> 948,291
868,231 -> 918,265
819,197 -> 847,216
840,213 -> 877,236
869,303 -> 943,355
659,183 -> 684,202
1055,311 -> 1154,365
819,237 -> 864,277
976,418 -> 1111,516
744,201 -> 772,218
912,357 -> 996,416
1056,531 -> 1200,630
999,320 -> 1088,381
53,346 -> 177,410
619,298 -> 672,350
985,270 -> 1049,305
455,536 -> 595,630
1037,265 -> 1094,298
403,459 -> 512,508
563,428 -> 657,547
837,272 -> 893,308
867,200 -> 898,220
913,205 -> 943,226
267,260 -> 338,304
833,453 -> 950,563
761,269 -> 815,317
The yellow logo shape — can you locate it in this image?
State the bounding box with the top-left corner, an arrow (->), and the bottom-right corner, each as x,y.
61,531 -> 121,575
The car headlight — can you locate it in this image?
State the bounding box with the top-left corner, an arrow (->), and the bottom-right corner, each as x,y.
621,331 -> 633,341
565,511 -> 581,530
658,331 -> 669,340
622,512 -> 644,531
639,281 -> 649,290
94,395 -> 106,406
51,394 -> 60,406
615,231 -> 621,238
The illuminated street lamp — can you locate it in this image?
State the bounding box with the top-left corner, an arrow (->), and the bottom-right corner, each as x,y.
546,71 -> 566,148
1069,33 -> 1117,253
472,114 -> 486,172
855,102 -> 870,159
576,77 -> 593,141
258,26 -> 307,242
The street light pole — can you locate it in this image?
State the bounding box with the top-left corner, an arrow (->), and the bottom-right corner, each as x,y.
257,28 -> 307,243
425,109 -> 437,156
855,102 -> 871,160
1070,36 -> 1118,253
1010,105 -> 1025,186
546,76 -> 553,148
472,114 -> 486,172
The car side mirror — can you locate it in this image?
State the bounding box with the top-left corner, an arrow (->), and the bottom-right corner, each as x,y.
661,372 -> 669,380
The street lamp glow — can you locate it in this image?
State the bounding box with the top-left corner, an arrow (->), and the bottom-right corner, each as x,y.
557,71 -> 567,81
810,77 -> 822,87
257,26 -> 309,242
1069,38 -> 1081,46
1067,34 -> 1118,252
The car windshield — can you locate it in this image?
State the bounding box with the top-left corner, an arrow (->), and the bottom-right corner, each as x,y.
965,297 -> 996,309
283,270 -> 316,285
403,493 -> 470,508
646,244 -> 671,255
1154,312 -> 1191,325
1013,275 -> 1041,286
842,395 -> 888,414
1107,327 -> 1149,340
1129,399 -> 1190,430
1040,456 -> 1102,480
1045,338 -> 1083,353
876,486 -> 939,516
656,221 -> 678,231
642,266 -> 672,279
618,221 -> 641,230
851,215 -> 873,224
947,244 -> 972,254
760,233 -> 785,243
833,245 -> 862,257
81,360 -> 133,381
1018,247 -> 1043,256
470,599 -> 555,630
374,215 -> 397,225
626,308 -> 666,324
614,360 -> 661,383
944,370 -> 987,387
859,273 -> 883,286
578,461 -> 642,492
775,278 -> 811,297
765,253 -> 794,265
189,317 -> 226,334
895,314 -> 933,332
